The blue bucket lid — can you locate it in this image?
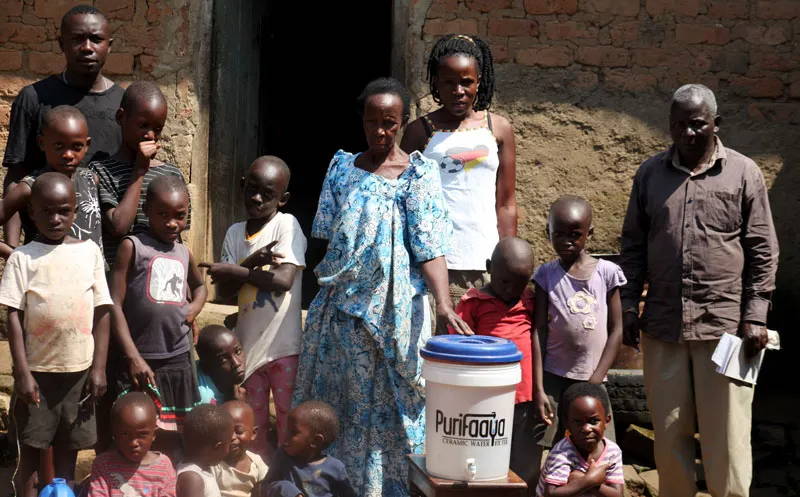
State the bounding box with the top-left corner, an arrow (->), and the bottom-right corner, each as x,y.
421,335 -> 522,364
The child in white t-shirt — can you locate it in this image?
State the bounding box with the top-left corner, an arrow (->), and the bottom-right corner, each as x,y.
201,155 -> 306,461
0,173 -> 113,493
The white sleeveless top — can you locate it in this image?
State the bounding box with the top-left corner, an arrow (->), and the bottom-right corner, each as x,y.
177,463 -> 222,497
422,112 -> 500,270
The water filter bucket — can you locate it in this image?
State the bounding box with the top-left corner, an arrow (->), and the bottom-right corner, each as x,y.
421,335 -> 522,481
39,478 -> 75,497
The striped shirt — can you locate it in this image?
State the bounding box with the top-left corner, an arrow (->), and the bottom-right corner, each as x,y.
88,450 -> 177,497
536,437 -> 624,496
92,158 -> 190,267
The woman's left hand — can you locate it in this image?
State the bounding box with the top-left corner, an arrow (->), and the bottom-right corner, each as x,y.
436,303 -> 473,335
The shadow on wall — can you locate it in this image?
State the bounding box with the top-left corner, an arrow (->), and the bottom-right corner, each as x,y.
489,65 -> 798,391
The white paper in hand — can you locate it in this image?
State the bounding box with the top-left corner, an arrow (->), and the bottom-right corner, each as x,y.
711,333 -> 768,385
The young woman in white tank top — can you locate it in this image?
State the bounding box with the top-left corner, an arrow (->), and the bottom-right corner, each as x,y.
401,34 -> 518,314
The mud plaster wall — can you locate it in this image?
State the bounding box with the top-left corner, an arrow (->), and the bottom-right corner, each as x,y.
0,0 -> 212,261
405,0 -> 800,313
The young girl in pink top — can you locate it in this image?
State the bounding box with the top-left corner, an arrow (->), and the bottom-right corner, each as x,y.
531,195 -> 626,485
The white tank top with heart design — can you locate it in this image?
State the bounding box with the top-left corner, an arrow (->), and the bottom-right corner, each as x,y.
422,111 -> 500,270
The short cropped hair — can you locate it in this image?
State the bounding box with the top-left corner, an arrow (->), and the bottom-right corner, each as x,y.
145,175 -> 188,205
31,171 -> 74,202
120,81 -> 167,115
111,391 -> 157,427
559,382 -> 611,423
183,404 -> 233,446
40,105 -> 88,135
61,5 -> 107,33
295,400 -> 339,449
549,195 -> 593,225
196,325 -> 234,363
249,156 -> 291,185
672,83 -> 717,116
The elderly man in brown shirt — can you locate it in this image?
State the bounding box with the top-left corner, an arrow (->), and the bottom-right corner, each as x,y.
620,84 -> 778,497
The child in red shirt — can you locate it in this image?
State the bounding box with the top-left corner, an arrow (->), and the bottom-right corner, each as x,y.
449,236 -> 536,486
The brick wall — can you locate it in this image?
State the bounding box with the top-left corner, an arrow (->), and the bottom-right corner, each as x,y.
0,0 -> 211,259
418,0 -> 799,101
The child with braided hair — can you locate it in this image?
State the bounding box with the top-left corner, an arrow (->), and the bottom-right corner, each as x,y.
401,34 -> 517,323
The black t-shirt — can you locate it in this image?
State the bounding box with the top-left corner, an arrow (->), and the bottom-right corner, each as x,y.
2,75 -> 124,173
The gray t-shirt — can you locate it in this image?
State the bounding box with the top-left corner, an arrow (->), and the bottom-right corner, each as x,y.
122,232 -> 191,360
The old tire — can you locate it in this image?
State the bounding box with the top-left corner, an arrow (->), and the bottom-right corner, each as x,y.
607,368 -> 651,429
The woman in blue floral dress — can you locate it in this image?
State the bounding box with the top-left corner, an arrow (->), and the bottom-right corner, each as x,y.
293,78 -> 471,497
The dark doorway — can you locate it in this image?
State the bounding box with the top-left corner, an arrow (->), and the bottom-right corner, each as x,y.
209,3 -> 393,306
259,4 -> 393,306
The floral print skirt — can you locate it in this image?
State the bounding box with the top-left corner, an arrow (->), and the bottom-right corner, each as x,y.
293,290 -> 430,497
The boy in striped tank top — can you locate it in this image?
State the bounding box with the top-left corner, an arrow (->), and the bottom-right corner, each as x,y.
536,383 -> 624,497
91,81 -> 188,269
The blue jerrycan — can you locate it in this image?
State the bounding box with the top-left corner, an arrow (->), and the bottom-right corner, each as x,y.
39,478 -> 75,497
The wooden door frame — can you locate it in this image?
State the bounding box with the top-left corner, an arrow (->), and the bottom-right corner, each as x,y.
207,1 -> 269,263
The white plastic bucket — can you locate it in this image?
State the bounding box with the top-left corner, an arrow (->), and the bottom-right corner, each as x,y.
421,335 -> 521,481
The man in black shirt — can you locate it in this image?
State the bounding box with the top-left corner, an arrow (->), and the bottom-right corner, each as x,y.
2,5 -> 123,247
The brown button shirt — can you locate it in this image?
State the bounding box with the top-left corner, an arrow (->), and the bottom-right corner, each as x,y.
620,138 -> 779,342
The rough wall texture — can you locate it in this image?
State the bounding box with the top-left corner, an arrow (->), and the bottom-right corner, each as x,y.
0,0 -> 798,315
0,0 -> 211,259
408,0 -> 800,311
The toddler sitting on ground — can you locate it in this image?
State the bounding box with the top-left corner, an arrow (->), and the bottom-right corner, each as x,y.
87,392 -> 176,496
177,404 -> 234,497
211,400 -> 269,497
261,401 -> 356,497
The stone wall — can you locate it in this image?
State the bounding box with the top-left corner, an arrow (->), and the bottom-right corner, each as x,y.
0,0 -> 211,259
406,0 -> 800,316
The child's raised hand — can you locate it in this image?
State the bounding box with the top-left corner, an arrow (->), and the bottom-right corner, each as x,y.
198,262 -> 249,284
16,372 -> 40,406
134,140 -> 160,173
241,240 -> 284,269
234,384 -> 247,401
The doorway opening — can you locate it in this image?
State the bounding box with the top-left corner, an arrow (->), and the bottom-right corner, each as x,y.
209,2 -> 394,307
260,3 -> 393,306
